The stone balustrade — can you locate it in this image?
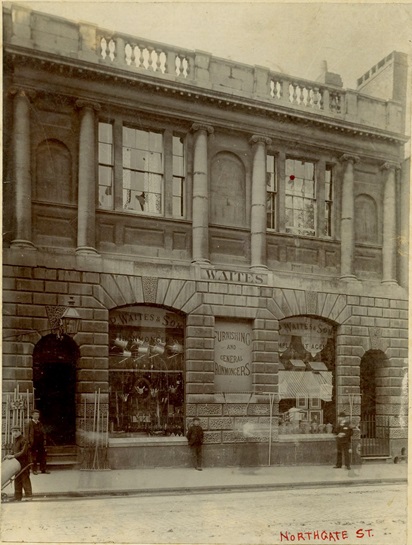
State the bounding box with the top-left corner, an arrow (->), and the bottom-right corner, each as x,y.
5,3 -> 405,135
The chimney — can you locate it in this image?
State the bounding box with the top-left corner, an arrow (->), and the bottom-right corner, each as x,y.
316,60 -> 343,88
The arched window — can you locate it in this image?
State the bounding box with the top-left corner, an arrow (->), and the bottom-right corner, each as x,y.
278,316 -> 336,434
108,306 -> 185,437
355,194 -> 378,243
35,139 -> 73,203
210,152 -> 246,227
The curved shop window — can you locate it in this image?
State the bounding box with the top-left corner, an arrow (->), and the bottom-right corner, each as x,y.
109,306 -> 185,437
278,316 -> 336,435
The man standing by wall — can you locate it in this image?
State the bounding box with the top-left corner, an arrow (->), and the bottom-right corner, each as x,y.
28,410 -> 50,474
334,411 -> 353,470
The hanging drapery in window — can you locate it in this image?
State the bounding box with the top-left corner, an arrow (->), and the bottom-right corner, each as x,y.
278,371 -> 332,401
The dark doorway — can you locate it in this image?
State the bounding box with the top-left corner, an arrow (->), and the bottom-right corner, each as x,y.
33,334 -> 79,446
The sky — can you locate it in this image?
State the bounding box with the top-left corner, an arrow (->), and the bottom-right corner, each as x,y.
14,1 -> 412,90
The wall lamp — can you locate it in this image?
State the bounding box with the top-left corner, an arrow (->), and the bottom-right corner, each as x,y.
47,297 -> 81,339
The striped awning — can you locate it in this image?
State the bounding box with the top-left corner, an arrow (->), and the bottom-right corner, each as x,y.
279,371 -> 332,401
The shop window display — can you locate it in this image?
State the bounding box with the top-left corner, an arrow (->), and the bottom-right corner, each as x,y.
109,307 -> 185,437
278,316 -> 336,435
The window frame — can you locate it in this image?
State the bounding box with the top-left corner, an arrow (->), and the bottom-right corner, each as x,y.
97,117 -> 188,220
266,153 -> 335,240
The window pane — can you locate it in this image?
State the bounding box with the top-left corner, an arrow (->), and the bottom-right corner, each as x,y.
173,136 -> 184,156
98,186 -> 113,209
99,143 -> 112,165
135,129 -> 149,150
99,122 -> 113,144
150,131 -> 163,152
173,155 -> 184,177
123,127 -> 136,147
99,165 -> 113,186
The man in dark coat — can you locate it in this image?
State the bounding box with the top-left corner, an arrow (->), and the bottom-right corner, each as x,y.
6,426 -> 33,501
186,417 -> 204,471
334,411 -> 353,470
28,410 -> 50,474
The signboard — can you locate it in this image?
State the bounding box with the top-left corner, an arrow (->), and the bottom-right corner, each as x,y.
214,320 -> 253,393
279,317 -> 334,357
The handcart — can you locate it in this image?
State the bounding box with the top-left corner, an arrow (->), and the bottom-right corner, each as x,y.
1,458 -> 32,502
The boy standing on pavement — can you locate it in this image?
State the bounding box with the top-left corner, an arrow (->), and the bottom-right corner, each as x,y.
28,409 -> 50,474
6,426 -> 33,501
186,417 -> 204,471
333,411 -> 353,470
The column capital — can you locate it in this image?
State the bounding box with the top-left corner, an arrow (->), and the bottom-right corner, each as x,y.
249,135 -> 272,147
9,87 -> 36,102
191,123 -> 214,134
340,154 -> 360,165
380,161 -> 401,172
75,99 -> 101,112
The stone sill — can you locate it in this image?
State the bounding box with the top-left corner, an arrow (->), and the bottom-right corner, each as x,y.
109,435 -> 187,447
278,434 -> 335,442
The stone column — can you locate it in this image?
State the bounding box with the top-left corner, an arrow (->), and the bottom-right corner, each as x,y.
340,154 -> 359,280
249,135 -> 272,271
191,123 -> 213,264
11,89 -> 36,250
76,100 -> 100,255
381,162 -> 399,285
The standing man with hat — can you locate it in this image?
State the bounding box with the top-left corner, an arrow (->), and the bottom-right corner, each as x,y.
5,426 -> 33,501
333,411 -> 353,470
28,410 -> 50,474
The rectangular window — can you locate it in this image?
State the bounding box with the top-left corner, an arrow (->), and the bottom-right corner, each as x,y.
98,122 -> 114,210
285,158 -> 316,237
324,165 -> 333,237
266,154 -> 277,230
122,127 -> 163,215
172,135 -> 185,218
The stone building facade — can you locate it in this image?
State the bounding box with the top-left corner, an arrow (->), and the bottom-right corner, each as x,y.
3,4 -> 409,468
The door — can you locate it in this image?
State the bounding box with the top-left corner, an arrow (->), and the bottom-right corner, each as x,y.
33,334 -> 78,446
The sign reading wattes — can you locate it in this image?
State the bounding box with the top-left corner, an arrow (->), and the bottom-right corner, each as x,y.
279,316 -> 334,357
214,320 -> 253,393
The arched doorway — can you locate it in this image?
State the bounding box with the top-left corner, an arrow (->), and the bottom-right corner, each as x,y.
360,349 -> 390,456
33,334 -> 79,445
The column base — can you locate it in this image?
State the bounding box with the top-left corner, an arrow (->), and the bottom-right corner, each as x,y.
76,246 -> 100,256
381,279 -> 398,286
250,265 -> 268,272
10,239 -> 36,250
339,274 -> 359,282
191,259 -> 211,265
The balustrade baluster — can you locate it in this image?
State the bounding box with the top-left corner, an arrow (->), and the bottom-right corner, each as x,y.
175,56 -> 182,77
125,43 -> 132,66
139,45 -> 145,69
322,88 -> 330,111
166,50 -> 176,76
147,46 -> 154,71
108,39 -> 116,62
312,87 -> 319,109
270,80 -> 275,98
100,37 -> 107,60
186,55 -> 194,79
132,45 -> 139,68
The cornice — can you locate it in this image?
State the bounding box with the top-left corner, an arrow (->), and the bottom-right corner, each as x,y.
4,46 -> 409,146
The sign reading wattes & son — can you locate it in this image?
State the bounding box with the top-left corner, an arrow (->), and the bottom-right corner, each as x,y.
214,320 -> 253,393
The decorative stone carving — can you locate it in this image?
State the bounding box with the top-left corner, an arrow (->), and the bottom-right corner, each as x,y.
191,123 -> 214,134
249,135 -> 272,146
306,291 -> 318,315
142,276 -> 158,303
369,326 -> 383,350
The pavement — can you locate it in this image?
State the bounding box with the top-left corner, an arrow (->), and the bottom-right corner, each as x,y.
1,461 -> 408,500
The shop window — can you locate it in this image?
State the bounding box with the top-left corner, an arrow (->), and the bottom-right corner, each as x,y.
278,316 -> 336,435
109,306 -> 185,437
98,121 -> 187,219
